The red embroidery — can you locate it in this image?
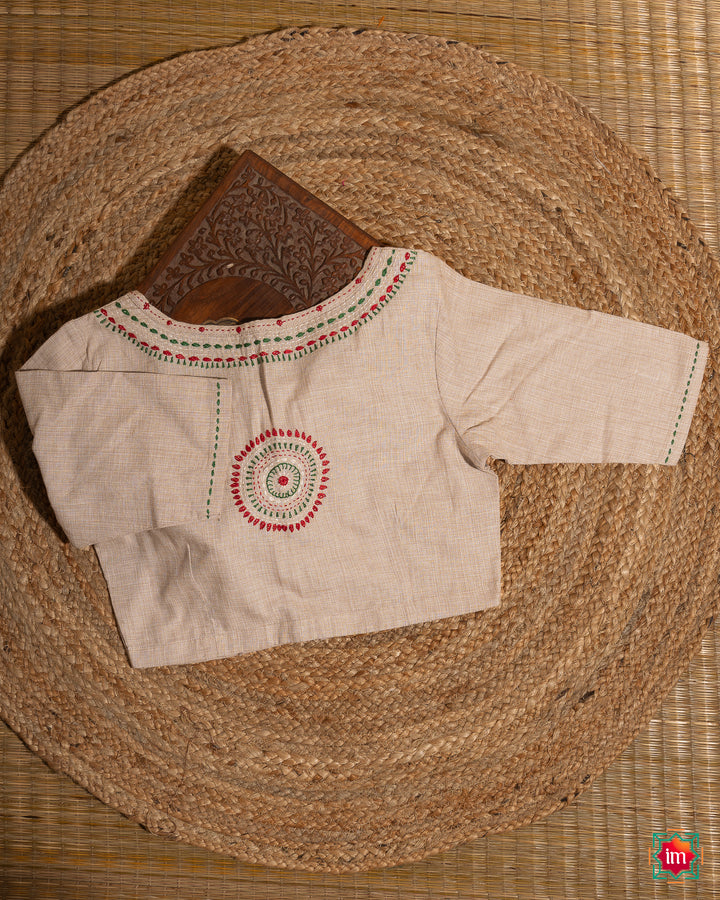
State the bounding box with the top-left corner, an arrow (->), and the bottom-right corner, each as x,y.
94,250 -> 417,368
230,427 -> 329,533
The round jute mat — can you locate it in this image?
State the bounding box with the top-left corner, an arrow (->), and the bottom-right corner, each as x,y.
1,26 -> 719,874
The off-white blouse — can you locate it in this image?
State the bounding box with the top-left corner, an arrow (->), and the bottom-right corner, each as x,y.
17,247 -> 709,667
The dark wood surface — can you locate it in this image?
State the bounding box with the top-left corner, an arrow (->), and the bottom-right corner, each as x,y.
137,149 -> 379,324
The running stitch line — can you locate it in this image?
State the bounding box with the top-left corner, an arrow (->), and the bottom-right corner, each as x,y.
207,382 -> 222,516
665,341 -> 701,463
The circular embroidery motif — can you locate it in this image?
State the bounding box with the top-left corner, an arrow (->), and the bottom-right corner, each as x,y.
230,428 -> 329,532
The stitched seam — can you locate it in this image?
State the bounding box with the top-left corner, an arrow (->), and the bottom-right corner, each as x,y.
665,341 -> 701,463
207,381 -> 222,517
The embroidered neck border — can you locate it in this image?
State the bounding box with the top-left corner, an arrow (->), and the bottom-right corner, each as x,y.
93,249 -> 417,369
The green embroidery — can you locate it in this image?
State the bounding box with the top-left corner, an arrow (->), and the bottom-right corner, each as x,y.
206,382 -> 221,517
93,250 -> 417,369
230,428 -> 330,532
665,341 -> 701,463
265,462 -> 302,499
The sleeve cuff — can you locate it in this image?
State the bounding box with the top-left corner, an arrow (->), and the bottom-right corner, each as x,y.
663,339 -> 709,465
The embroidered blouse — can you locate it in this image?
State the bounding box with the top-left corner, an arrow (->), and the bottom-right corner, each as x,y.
16,247 -> 709,668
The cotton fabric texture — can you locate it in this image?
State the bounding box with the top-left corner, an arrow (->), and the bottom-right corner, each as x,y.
16,247 -> 708,668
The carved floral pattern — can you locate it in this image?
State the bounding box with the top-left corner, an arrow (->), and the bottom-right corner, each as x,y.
145,162 -> 370,316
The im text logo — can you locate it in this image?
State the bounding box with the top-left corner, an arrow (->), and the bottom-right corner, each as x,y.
649,832 -> 702,880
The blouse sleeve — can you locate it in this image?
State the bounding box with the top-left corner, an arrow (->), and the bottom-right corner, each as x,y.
434,260 -> 709,466
16,320 -> 231,548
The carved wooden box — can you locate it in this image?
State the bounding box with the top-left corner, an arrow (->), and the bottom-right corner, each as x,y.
137,149 -> 379,324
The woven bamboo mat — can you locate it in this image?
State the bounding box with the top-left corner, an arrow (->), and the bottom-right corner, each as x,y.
1,4 -> 719,899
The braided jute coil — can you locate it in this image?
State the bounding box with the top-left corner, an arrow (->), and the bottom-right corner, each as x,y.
1,26 -> 719,873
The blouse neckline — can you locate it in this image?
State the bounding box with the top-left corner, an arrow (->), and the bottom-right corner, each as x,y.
93,247 -> 417,369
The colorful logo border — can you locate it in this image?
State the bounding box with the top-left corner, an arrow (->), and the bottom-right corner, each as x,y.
649,832 -> 702,880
